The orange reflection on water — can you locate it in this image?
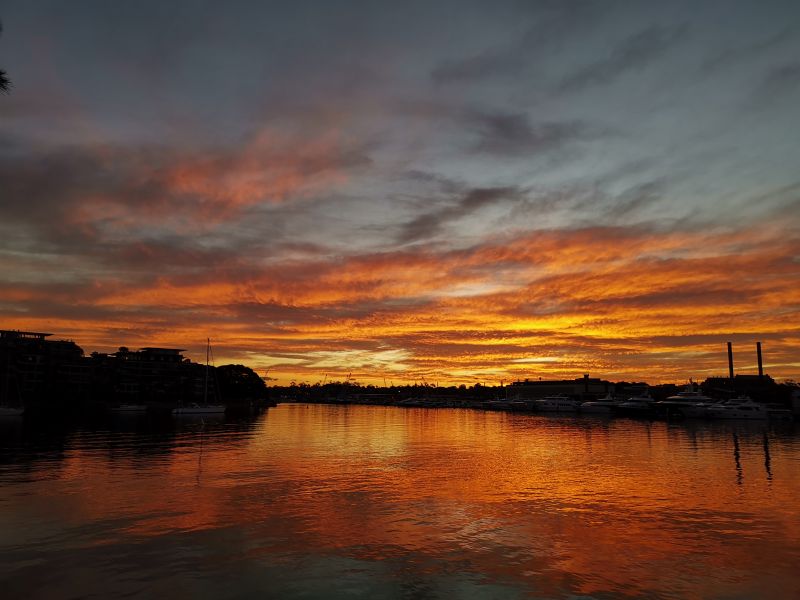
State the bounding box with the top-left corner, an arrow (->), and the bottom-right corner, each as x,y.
1,407 -> 799,599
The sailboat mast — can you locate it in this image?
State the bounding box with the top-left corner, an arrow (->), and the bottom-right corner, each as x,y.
4,347 -> 10,404
204,338 -> 209,405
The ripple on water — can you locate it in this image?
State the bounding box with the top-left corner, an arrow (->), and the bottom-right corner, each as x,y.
0,405 -> 799,599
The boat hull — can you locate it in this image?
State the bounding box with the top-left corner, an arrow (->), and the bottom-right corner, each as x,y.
173,405 -> 226,415
535,403 -> 581,412
580,402 -> 620,414
615,405 -> 655,418
111,405 -> 147,413
705,411 -> 767,420
656,402 -> 712,419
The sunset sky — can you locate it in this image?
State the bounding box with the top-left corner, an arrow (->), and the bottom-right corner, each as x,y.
1,0 -> 799,385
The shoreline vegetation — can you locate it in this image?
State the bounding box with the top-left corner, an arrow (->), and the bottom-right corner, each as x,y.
0,329 -> 273,416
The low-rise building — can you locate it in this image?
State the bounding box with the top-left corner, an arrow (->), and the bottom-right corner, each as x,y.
509,374 -> 614,399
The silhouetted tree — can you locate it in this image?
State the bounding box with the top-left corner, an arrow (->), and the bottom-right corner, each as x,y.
0,21 -> 10,93
216,364 -> 269,402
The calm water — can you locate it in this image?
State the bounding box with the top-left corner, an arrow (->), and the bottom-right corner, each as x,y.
1,404 -> 799,600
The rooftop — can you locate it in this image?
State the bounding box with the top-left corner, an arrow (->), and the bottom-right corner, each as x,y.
0,329 -> 53,340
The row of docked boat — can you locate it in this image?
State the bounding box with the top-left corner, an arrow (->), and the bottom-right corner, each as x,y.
110,403 -> 227,415
309,385 -> 793,421
502,389 -> 776,420
0,403 -> 229,417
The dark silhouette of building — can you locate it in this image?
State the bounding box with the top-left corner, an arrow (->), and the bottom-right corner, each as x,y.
1,330 -> 86,405
509,374 -> 614,399
2,329 -> 270,413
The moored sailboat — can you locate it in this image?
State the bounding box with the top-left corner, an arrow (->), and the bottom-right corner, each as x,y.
173,339 -> 226,415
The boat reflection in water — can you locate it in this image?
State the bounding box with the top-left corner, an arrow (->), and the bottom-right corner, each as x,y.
0,404 -> 798,599
705,395 -> 769,420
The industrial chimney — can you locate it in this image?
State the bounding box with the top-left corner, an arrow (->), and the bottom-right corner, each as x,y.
727,342 -> 734,380
757,342 -> 763,378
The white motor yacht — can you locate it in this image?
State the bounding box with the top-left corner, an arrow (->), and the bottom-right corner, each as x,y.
705,396 -> 768,420
580,393 -> 621,414
534,394 -> 582,412
616,392 -> 656,418
481,399 -> 513,411
656,384 -> 715,418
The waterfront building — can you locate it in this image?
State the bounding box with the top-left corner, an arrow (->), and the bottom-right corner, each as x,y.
509,374 -> 614,399
0,329 -> 87,404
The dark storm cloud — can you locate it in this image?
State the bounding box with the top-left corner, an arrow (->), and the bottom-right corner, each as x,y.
466,111 -> 589,156
557,24 -> 689,94
397,186 -> 524,244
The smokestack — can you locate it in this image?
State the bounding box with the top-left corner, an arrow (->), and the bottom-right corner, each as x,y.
727,342 -> 734,380
757,342 -> 763,378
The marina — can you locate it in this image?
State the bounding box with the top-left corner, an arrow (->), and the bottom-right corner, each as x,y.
286,382 -> 797,423
278,343 -> 800,423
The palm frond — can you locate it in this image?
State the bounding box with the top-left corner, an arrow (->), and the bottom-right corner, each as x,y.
0,21 -> 9,93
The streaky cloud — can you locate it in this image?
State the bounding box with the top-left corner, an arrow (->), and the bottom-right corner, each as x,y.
557,24 -> 689,95
396,186 -> 524,244
465,111 -> 589,157
700,28 -> 794,74
430,0 -> 610,85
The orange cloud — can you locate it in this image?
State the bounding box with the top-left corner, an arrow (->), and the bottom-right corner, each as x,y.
3,223 -> 799,385
159,128 -> 357,216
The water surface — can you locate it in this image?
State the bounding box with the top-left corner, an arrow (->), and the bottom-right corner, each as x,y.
1,404 -> 798,599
